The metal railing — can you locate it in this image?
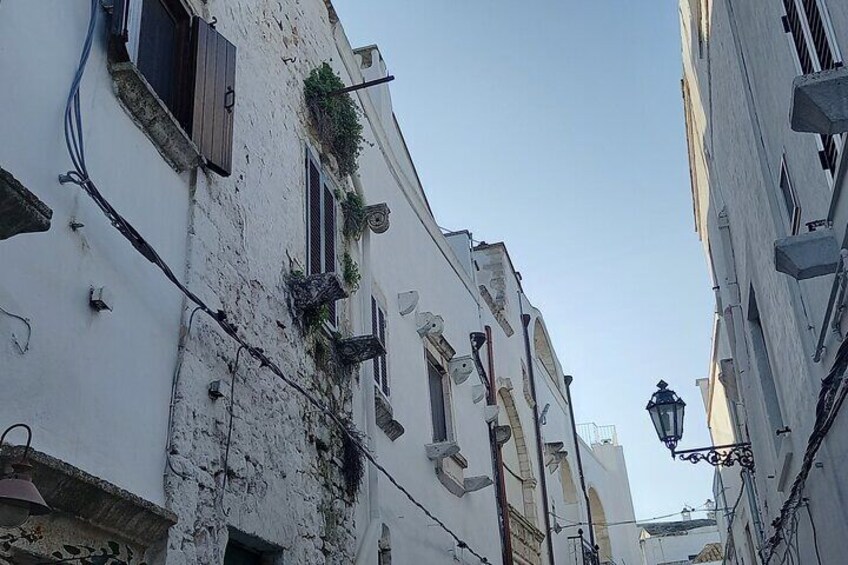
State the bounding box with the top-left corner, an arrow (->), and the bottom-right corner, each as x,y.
576,423 -> 618,446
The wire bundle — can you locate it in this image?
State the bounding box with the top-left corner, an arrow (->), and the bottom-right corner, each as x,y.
761,336 -> 848,564
61,2 -> 491,562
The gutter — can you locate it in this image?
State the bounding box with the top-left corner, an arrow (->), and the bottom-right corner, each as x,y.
520,312 -> 556,564
485,326 -> 514,565
564,374 -> 593,547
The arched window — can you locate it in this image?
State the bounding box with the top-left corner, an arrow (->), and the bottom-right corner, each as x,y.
499,389 -> 537,524
588,487 -> 612,562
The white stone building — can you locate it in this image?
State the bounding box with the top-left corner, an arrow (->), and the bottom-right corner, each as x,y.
638,519 -> 721,565
0,1 -> 643,564
679,0 -> 848,563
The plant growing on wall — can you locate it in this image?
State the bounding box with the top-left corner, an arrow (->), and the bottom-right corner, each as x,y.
339,190 -> 366,240
0,527 -> 146,564
304,63 -> 364,177
342,252 -> 361,292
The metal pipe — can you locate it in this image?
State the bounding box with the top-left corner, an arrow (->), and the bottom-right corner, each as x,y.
565,374 -> 593,547
520,313 -> 556,564
326,75 -> 395,97
814,254 -> 845,362
485,326 -> 514,565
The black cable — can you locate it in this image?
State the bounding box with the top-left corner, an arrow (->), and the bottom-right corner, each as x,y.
62,3 -> 491,562
221,345 -> 245,492
0,304 -> 32,354
805,502 -> 824,565
165,306 -> 202,480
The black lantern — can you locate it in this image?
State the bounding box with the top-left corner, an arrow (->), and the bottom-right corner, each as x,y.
0,424 -> 50,527
646,380 -> 686,453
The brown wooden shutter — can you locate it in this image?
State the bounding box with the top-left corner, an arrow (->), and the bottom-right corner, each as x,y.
324,186 -> 337,323
108,0 -> 131,62
372,297 -> 381,387
307,158 -> 322,276
191,17 -> 236,177
378,307 -> 388,395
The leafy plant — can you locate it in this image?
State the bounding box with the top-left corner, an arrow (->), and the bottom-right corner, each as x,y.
342,252 -> 361,291
304,63 -> 364,176
304,304 -> 330,335
0,528 -> 145,565
340,424 -> 366,499
340,190 -> 366,240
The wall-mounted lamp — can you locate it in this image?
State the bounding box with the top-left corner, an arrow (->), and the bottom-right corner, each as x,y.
539,403 -> 551,425
0,424 -> 50,527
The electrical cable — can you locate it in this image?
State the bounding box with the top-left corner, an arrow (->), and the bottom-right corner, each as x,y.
0,304 -> 32,354
165,306 -> 202,480
549,503 -> 713,528
221,345 -> 245,493
804,501 -> 823,565
62,3 -> 492,562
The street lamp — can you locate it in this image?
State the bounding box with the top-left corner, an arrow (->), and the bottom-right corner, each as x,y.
646,381 -> 754,470
0,424 -> 50,527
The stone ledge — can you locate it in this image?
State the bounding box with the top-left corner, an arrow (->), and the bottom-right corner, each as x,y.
790,66 -> 848,135
374,390 -> 405,441
109,62 -> 201,173
0,167 -> 52,240
1,446 -> 176,547
774,229 -> 839,280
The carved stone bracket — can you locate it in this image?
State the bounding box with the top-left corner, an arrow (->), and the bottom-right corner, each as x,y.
375,390 -> 405,441
336,335 -> 386,365
0,167 -> 52,240
449,355 -> 474,385
425,441 -> 460,461
463,475 -> 493,493
364,203 -> 391,234
289,272 -> 348,311
545,441 -> 568,470
397,290 -> 419,316
416,312 -> 444,337
484,405 -> 500,424
494,425 -> 512,446
472,384 -> 487,404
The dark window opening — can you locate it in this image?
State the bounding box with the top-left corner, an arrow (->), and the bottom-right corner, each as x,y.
305,151 -> 338,326
778,159 -> 801,235
747,288 -> 785,446
372,297 -> 389,396
428,358 -> 448,443
224,542 -> 262,565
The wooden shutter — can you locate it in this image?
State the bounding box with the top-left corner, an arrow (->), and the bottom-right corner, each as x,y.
324,185 -> 337,323
372,297 -> 382,387
108,0 -> 131,62
379,307 -> 388,395
191,17 -> 236,177
307,157 -> 322,276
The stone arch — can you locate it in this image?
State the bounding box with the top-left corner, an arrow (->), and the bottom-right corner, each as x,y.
533,319 -> 558,383
588,487 -> 612,562
560,459 -> 579,505
499,389 -> 537,524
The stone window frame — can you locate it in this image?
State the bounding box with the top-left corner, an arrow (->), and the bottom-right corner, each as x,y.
424,343 -> 457,444
777,155 -> 802,236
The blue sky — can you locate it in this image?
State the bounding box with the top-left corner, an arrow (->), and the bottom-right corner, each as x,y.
333,1 -> 716,521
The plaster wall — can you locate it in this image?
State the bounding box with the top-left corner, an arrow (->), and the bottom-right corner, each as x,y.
638,525 -> 720,565
0,1 -> 190,507
679,0 -> 848,562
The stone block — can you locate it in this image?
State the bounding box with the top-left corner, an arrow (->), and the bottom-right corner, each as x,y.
288,272 -> 348,311
790,66 -> 848,134
425,441 -> 460,461
0,167 -> 52,240
336,335 -> 385,364
462,475 -> 493,493
774,229 -> 839,280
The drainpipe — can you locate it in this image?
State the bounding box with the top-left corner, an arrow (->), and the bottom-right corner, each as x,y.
564,374 -> 593,547
353,174 -> 381,565
485,325 -> 514,565
520,313 -> 556,564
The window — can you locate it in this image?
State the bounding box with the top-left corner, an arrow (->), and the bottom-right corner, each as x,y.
427,357 -> 450,443
224,541 -> 261,565
305,150 -> 339,323
110,0 -> 236,176
747,288 -> 785,447
782,0 -> 843,176
372,297 -> 389,396
778,157 -> 801,235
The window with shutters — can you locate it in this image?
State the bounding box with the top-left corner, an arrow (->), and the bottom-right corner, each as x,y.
782,0 -> 843,178
427,355 -> 452,443
109,0 -> 236,176
372,296 -> 389,397
778,157 -> 802,235
306,149 -> 339,325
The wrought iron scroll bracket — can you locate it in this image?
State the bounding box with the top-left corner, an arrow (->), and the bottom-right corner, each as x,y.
673,442 -> 754,470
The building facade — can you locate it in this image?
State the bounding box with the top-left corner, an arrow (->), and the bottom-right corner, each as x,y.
679,0 -> 848,563
1,1 -> 642,564
638,519 -> 721,565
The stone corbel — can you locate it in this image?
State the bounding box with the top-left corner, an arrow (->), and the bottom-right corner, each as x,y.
484,405 -> 500,424
416,312 -> 444,337
375,390 -> 405,441
336,335 -> 386,365
364,203 -> 391,234
449,356 -> 474,385
774,230 -> 840,280
545,441 -> 568,471
472,384 -> 487,404
790,66 -> 848,134
497,377 -> 514,392
1,167 -> 53,240
462,476 -> 493,493
425,441 -> 460,461
494,425 -> 512,446
397,290 -> 419,316
289,272 -> 349,311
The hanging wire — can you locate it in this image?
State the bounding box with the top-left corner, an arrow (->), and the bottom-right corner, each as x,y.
61,3 -> 492,562
804,500 -> 824,565
0,304 -> 32,354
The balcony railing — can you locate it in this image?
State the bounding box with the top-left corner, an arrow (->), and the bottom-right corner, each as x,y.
577,423 -> 618,446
